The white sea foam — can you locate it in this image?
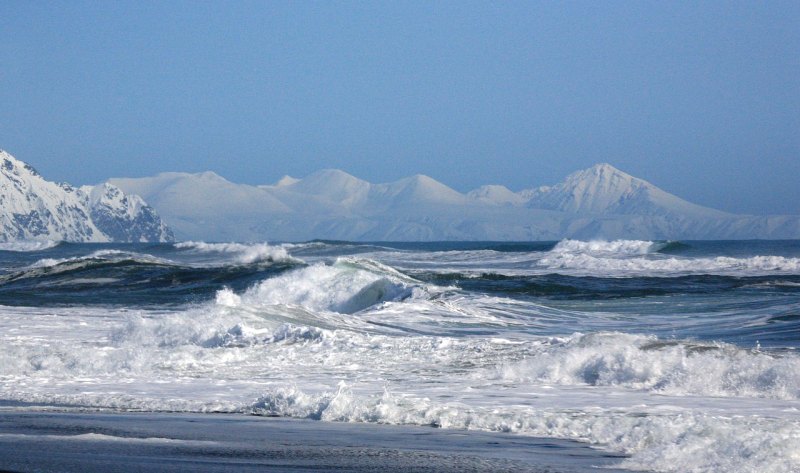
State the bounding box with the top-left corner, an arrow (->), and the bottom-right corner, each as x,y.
175,241 -> 300,265
537,252 -> 800,276
0,240 -> 61,252
28,250 -> 173,270
249,384 -> 800,473
226,258 -> 431,315
550,239 -> 663,255
2,241 -> 800,473
2,296 -> 800,473
493,332 -> 800,400
366,239 -> 800,277
532,239 -> 800,276
0,432 -> 220,446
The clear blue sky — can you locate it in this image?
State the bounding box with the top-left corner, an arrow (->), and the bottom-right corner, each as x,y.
1,1 -> 798,214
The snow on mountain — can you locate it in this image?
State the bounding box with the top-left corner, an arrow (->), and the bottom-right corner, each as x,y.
110,171 -> 290,242
108,163 -> 800,242
270,175 -> 300,187
81,183 -> 173,243
280,169 -> 372,208
468,185 -> 526,206
0,150 -> 173,242
370,174 -> 468,208
522,163 -> 728,218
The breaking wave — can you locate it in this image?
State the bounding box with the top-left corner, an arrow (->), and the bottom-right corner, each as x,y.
217,257 -> 436,317
536,239 -> 800,277
539,253 -> 800,276
2,240 -> 800,473
27,249 -> 173,270
494,332 -> 800,399
0,249 -> 300,307
550,239 -> 669,255
248,383 -> 800,473
174,241 -> 300,265
0,240 -> 62,252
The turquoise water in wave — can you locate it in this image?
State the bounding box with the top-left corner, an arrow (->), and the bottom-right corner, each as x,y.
1,239 -> 799,472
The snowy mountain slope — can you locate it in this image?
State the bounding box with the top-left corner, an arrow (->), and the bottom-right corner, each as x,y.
468,185 -> 526,206
108,163 -> 800,242
81,183 -> 173,243
522,163 -> 729,218
279,169 -> 372,208
369,174 -> 469,210
110,171 -> 290,241
0,150 -> 173,242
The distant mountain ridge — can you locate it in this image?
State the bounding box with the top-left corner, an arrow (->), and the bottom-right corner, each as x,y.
522,164 -> 728,219
0,150 -> 173,242
109,163 -> 800,242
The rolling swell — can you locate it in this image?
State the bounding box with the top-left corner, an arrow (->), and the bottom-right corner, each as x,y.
655,240 -> 691,253
0,252 -> 302,307
416,272 -> 800,299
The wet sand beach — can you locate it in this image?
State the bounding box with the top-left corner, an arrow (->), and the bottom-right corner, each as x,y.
0,409 -> 633,473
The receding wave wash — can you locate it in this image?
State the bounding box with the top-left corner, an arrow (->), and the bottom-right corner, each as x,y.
1,239 -> 799,472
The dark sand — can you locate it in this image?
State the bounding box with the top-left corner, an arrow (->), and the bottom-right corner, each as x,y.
0,408 -> 634,472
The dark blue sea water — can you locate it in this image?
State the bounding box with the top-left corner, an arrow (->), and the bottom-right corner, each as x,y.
1,239 -> 798,472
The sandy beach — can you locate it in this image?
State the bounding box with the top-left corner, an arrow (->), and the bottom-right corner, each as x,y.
0,407 -> 632,472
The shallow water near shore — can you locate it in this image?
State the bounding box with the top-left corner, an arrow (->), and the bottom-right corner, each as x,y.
0,408 -> 631,472
1,239 -> 799,472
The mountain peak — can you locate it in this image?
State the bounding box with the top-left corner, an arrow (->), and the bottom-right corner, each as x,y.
1,149 -> 40,178
285,169 -> 371,206
274,175 -> 299,187
293,169 -> 366,187
567,163 -> 635,184
525,163 -> 726,218
374,174 -> 466,205
0,150 -> 173,242
467,184 -> 525,205
589,162 -> 625,173
106,161 -> 789,241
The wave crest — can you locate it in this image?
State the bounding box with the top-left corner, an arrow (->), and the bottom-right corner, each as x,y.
219,258 -> 429,315
0,240 -> 61,252
551,239 -> 664,255
175,241 -> 300,265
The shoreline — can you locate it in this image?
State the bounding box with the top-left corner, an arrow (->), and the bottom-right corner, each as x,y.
0,408 -> 634,472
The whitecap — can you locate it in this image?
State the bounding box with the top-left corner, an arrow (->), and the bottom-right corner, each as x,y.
0,240 -> 61,252
175,241 -> 300,265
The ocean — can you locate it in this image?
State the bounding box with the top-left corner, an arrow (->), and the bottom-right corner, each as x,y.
1,239 -> 799,472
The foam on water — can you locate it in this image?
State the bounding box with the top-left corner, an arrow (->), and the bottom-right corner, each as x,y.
539,240 -> 800,276
356,239 -> 800,278
222,258 -> 435,316
550,239 -> 664,255
27,249 -> 174,270
493,332 -> 800,400
2,241 -> 800,472
248,384 -> 800,473
175,241 -> 300,265
2,294 -> 800,472
0,240 -> 61,252
538,252 -> 800,277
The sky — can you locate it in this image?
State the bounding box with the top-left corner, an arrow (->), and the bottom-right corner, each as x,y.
1,1 -> 798,215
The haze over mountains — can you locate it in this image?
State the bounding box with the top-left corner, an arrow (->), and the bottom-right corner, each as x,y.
2,146 -> 797,243
110,163 -> 800,242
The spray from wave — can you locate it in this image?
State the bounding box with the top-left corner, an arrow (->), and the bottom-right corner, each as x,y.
0,240 -> 62,252
175,241 -> 300,265
537,239 -> 800,277
550,239 -> 666,255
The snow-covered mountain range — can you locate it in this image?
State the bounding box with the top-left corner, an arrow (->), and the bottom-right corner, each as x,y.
0,150 -> 173,242
110,163 -> 800,241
